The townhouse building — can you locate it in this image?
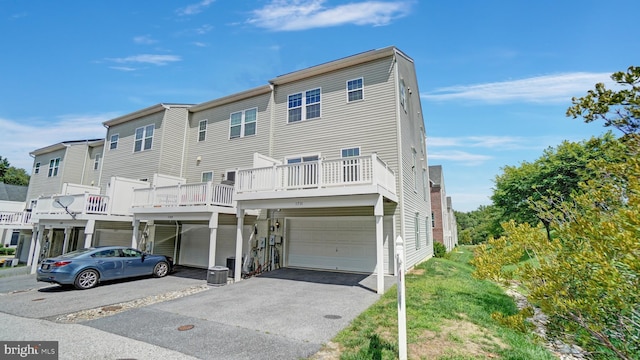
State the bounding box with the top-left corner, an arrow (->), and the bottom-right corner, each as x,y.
429,165 -> 458,251
17,46 -> 438,294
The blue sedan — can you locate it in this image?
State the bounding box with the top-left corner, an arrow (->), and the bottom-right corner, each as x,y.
37,246 -> 173,290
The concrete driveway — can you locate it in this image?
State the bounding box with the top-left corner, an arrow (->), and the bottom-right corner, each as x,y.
0,268 -> 395,359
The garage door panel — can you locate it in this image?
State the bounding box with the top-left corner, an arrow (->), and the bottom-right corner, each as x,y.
287,217 -> 385,273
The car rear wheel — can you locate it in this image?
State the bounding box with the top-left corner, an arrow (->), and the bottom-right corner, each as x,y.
74,269 -> 99,290
153,261 -> 169,278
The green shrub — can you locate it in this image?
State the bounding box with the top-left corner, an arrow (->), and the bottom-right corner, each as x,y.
433,242 -> 446,258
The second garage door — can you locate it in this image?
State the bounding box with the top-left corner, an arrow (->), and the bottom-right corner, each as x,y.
286,216 -> 393,274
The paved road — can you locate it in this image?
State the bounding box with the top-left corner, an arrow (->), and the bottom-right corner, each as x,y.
0,268 -> 395,360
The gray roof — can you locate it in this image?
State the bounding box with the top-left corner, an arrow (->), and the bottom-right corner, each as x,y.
429,165 -> 443,186
0,182 -> 28,202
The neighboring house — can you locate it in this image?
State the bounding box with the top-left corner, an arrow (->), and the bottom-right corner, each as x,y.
0,183 -> 30,262
24,46 -> 433,294
429,165 -> 457,251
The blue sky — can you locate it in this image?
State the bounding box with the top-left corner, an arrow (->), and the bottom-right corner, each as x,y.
1,0 -> 637,212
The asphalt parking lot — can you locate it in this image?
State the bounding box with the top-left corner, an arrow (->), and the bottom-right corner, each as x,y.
0,267 -> 395,360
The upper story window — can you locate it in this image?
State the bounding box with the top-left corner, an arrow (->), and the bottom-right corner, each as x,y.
48,158 -> 60,177
224,170 -> 236,184
399,79 -> 407,112
110,134 -> 119,150
34,162 -> 40,174
415,212 -> 421,250
201,171 -> 213,183
230,108 -> 257,139
198,120 -> 207,142
288,88 -> 321,123
412,149 -> 418,191
94,154 -> 101,170
422,168 -> 428,201
134,125 -> 154,152
347,78 -> 363,102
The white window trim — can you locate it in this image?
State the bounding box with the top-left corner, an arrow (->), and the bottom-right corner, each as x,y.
229,108 -> 257,139
287,87 -> 322,123
109,133 -> 119,150
48,157 -> 60,177
34,162 -> 40,174
400,79 -> 407,112
94,154 -> 101,171
346,77 -> 364,103
340,146 -> 361,158
133,125 -> 154,153
415,212 -> 421,250
224,170 -> 236,183
412,149 -> 418,192
198,120 -> 208,142
201,171 -> 213,183
285,153 -> 321,163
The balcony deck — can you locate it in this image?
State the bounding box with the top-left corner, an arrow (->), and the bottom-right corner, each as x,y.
234,154 -> 397,204
0,211 -> 33,227
131,182 -> 235,212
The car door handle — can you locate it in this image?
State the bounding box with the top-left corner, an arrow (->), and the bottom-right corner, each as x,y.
126,261 -> 133,264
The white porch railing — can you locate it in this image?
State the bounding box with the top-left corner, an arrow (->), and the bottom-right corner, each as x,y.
0,211 -> 33,225
132,182 -> 234,208
33,194 -> 110,216
236,154 -> 396,195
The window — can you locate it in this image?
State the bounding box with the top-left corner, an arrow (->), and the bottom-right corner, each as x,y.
201,171 -> 213,183
93,154 -> 101,170
122,248 -> 142,258
347,78 -> 363,102
230,109 -> 257,139
224,171 -> 236,184
412,149 -> 418,192
34,162 -> 40,174
422,169 -> 428,201
425,217 -> 431,247
288,88 -> 321,123
10,231 -> 19,246
399,79 -> 407,112
134,125 -> 154,152
341,147 -> 361,182
431,211 -> 435,227
109,134 -> 119,150
198,120 -> 207,142
415,212 -> 421,250
48,158 -> 60,177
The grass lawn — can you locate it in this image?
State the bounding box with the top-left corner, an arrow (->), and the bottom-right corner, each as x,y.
319,246 -> 555,360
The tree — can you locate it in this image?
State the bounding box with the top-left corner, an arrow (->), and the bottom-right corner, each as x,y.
473,137 -> 640,359
491,133 -> 620,240
567,66 -> 640,135
0,156 -> 30,186
455,205 -> 502,245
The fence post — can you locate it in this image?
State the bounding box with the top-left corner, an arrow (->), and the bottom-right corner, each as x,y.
396,236 -> 407,360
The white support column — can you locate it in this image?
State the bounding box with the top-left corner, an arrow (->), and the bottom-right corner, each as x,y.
374,194 -> 385,295
29,226 -> 45,274
131,219 -> 140,248
27,225 -> 43,267
84,219 -> 95,248
235,208 -> 245,282
146,221 -> 156,253
62,227 -> 70,254
208,213 -> 219,269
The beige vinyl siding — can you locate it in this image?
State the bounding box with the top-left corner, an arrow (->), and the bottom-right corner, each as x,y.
185,93 -> 271,184
271,57 -> 399,169
158,107 -> 189,178
83,145 -> 104,187
395,54 -> 432,268
26,148 -> 67,200
100,110 -> 166,190
60,144 -> 87,186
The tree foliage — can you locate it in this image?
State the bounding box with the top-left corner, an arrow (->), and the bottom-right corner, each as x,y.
567,66 -> 640,135
455,205 -> 502,244
0,156 -> 30,186
473,137 -> 640,359
491,133 -> 620,240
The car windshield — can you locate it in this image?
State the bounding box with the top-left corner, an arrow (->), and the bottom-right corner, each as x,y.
57,248 -> 96,259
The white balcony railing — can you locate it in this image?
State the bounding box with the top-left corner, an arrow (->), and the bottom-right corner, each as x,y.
236,154 -> 396,195
0,211 -> 33,225
132,182 -> 234,208
33,194 -> 110,216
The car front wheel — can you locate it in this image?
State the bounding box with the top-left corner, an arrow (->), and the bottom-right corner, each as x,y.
153,261 -> 169,278
74,269 -> 99,290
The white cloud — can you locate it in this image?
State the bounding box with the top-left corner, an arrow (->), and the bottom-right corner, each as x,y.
109,66 -> 137,72
107,54 -> 182,66
428,136 -> 526,149
195,24 -> 213,34
247,0 -> 412,31
448,191 -> 492,212
133,35 -> 158,45
0,114 -> 116,171
192,41 -> 208,47
428,150 -> 492,166
422,72 -> 615,104
177,0 -> 216,16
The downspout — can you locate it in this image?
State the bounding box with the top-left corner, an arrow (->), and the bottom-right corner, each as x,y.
80,140 -> 88,186
392,52 -> 407,274
180,109 -> 190,179
268,84 -> 275,158
98,124 -> 109,190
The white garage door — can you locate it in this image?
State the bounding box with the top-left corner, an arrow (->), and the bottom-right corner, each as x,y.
286,217 -> 392,274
